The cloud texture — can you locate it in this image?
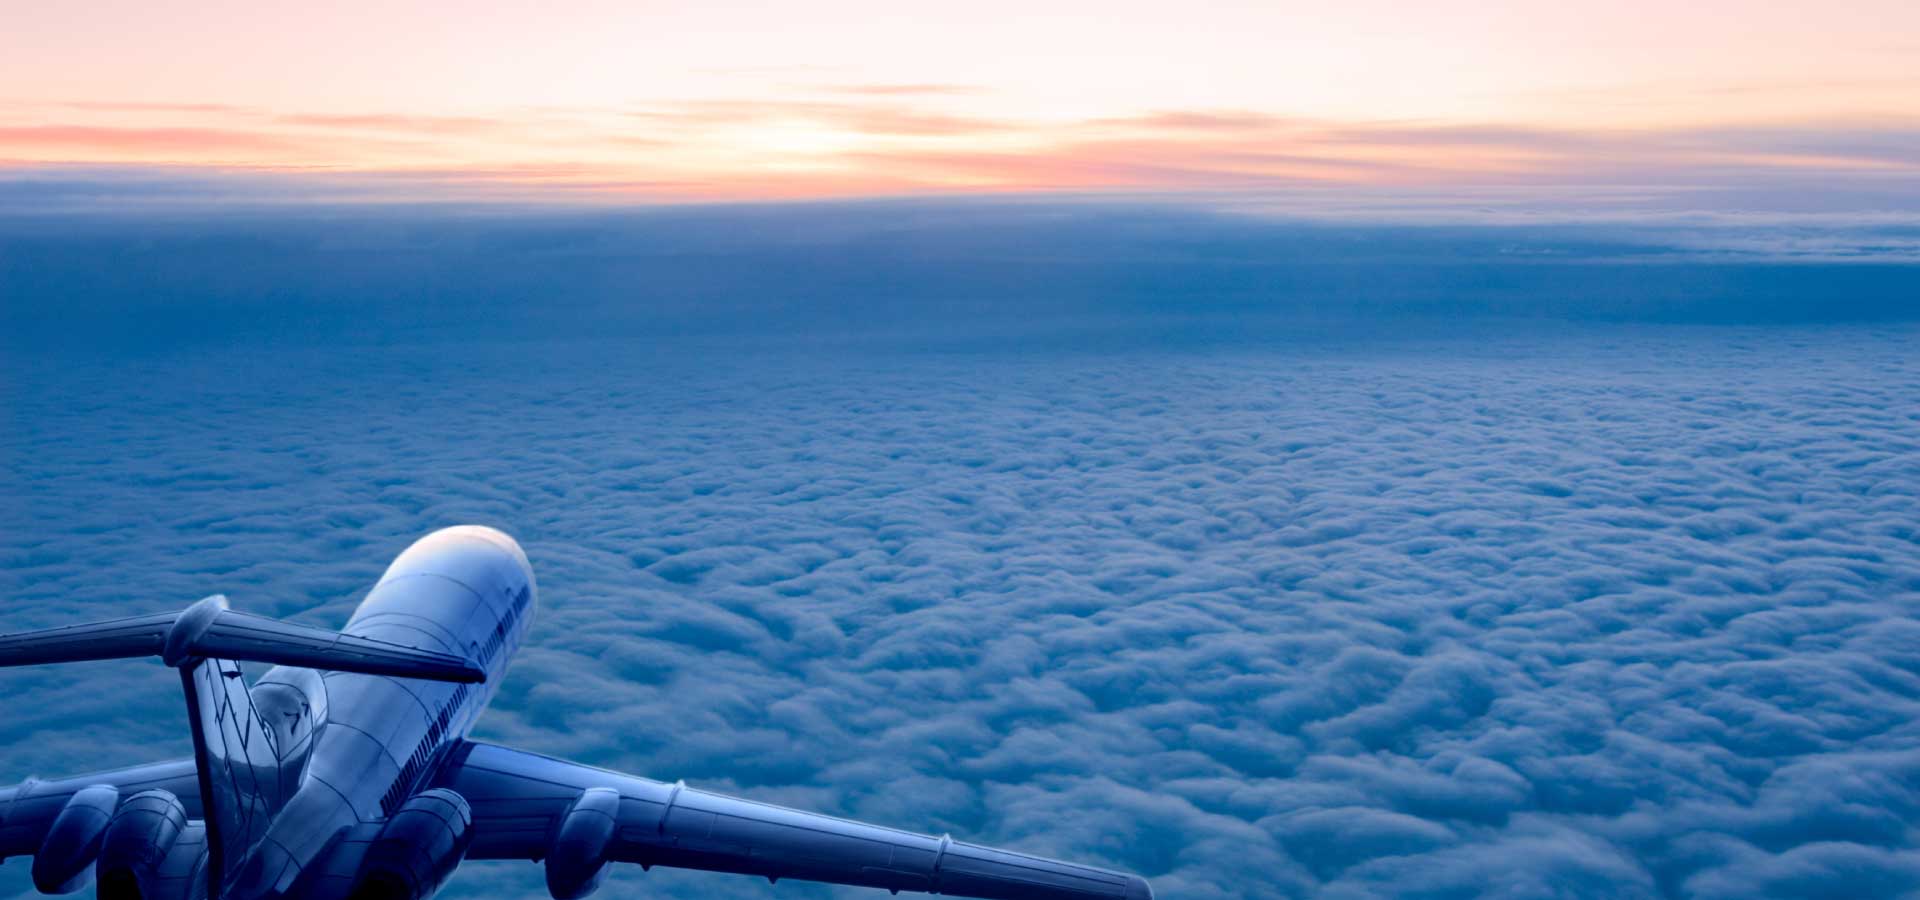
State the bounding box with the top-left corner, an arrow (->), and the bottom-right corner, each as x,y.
1,211 -> 1919,898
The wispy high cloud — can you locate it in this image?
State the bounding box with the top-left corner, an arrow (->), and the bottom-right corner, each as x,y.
812,83 -> 983,97
0,125 -> 311,158
1,96 -> 1915,211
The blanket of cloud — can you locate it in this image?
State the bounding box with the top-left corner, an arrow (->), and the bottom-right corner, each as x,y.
3,204 -> 1920,899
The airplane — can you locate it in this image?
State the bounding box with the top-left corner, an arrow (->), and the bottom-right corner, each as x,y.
0,526 -> 1153,900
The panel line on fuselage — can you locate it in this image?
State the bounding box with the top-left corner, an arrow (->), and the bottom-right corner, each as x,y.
380,681 -> 474,815
344,611 -> 466,654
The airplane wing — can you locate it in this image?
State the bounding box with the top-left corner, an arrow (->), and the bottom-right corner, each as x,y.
0,759 -> 203,861
432,741 -> 1153,900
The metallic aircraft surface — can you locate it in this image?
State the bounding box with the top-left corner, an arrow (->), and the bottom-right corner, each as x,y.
0,527 -> 1152,900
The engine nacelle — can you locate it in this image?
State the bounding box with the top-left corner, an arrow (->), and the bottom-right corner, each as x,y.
94,790 -> 187,900
32,785 -> 117,894
349,789 -> 472,900
544,788 -> 620,900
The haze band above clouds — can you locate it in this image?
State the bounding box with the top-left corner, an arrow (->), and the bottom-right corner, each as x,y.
4,202 -> 1920,362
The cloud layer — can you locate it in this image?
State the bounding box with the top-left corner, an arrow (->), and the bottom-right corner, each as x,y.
3,315 -> 1918,898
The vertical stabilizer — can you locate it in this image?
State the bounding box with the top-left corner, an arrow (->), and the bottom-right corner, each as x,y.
179,656 -> 282,900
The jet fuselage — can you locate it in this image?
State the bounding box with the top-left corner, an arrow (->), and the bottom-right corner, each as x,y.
227,526 -> 535,899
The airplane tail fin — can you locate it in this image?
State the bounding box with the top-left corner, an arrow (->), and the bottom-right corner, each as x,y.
0,595 -> 483,899
0,594 -> 485,682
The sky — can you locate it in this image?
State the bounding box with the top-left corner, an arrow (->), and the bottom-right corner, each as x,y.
2,0 -> 1918,205
3,5 -> 1920,899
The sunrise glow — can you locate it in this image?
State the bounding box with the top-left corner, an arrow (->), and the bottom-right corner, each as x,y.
3,0 -> 1916,203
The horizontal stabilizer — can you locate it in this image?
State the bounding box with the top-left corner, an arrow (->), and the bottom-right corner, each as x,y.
0,611 -> 177,667
0,595 -> 484,683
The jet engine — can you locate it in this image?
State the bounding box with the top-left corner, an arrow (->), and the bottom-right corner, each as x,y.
31,785 -> 117,894
94,790 -> 187,900
544,788 -> 620,900
348,790 -> 472,900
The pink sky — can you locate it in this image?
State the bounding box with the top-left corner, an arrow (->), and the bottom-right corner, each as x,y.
3,0 -> 1916,202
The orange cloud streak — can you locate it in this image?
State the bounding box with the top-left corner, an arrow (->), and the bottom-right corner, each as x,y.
1,96 -> 1914,202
